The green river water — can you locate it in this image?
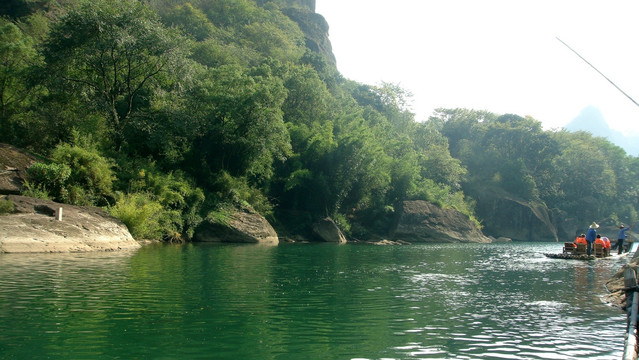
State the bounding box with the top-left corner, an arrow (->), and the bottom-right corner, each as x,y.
0,242 -> 631,359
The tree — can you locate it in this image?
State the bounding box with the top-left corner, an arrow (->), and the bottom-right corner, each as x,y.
195,64 -> 292,184
41,0 -> 189,149
163,3 -> 216,42
0,19 -> 41,142
412,122 -> 466,189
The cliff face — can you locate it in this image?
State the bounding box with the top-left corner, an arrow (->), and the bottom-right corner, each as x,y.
283,7 -> 334,65
393,200 -> 492,243
257,0 -> 315,12
0,143 -> 38,195
257,0 -> 335,66
472,189 -> 560,242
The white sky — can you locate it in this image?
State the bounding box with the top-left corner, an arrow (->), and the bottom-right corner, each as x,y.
315,0 -> 639,134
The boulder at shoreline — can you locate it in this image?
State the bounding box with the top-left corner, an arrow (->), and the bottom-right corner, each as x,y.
393,200 -> 492,243
194,206 -> 279,245
0,195 -> 140,253
313,217 -> 347,243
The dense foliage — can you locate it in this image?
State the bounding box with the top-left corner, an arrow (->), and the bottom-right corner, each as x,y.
434,109 -> 639,237
2,0 -> 637,241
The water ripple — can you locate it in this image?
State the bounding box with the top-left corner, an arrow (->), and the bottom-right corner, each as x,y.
0,243 -> 628,359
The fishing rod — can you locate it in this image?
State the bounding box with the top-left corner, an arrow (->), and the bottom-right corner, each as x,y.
556,37 -> 639,108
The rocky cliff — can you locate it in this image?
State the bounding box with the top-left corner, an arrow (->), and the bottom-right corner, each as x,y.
257,0 -> 335,66
393,200 -> 492,243
257,0 -> 316,12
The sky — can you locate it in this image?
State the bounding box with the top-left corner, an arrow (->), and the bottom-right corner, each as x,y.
315,0 -> 639,135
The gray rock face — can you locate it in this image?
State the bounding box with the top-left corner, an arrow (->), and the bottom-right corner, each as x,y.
0,195 -> 140,253
393,200 -> 492,243
313,217 -> 346,243
283,8 -> 335,66
0,143 -> 37,195
194,207 -> 278,245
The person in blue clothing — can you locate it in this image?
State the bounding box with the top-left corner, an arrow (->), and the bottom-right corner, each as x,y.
614,224 -> 632,254
585,222 -> 598,256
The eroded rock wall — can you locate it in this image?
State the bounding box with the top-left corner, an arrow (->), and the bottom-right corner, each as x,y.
393,200 -> 492,243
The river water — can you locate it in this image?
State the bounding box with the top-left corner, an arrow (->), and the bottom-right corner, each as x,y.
0,242 -> 631,359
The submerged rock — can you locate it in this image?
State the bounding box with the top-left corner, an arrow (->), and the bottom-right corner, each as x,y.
0,195 -> 140,253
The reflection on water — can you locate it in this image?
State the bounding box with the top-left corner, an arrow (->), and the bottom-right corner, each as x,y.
0,242 -> 630,359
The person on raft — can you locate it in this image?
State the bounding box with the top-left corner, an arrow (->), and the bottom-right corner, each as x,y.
595,235 -> 605,255
574,234 -> 587,247
601,235 -> 611,256
585,222 -> 599,256
613,224 -> 632,255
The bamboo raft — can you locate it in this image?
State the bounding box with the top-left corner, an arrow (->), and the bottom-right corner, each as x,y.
544,252 -> 596,260
543,242 -> 629,260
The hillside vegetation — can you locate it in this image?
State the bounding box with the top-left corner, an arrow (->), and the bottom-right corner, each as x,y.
1,0 -> 637,241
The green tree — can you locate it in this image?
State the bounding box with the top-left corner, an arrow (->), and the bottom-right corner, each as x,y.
194,64 -> 291,186
0,19 -> 42,142
550,131 -> 617,223
41,0 -> 189,149
163,3 -> 216,41
413,121 -> 466,189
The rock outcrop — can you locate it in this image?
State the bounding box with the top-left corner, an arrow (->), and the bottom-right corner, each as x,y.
194,206 -> 279,245
0,143 -> 38,195
393,200 -> 492,243
604,252 -> 639,308
257,0 -> 316,12
313,217 -> 346,243
283,7 -> 335,66
255,0 -> 335,66
466,185 -> 561,242
0,195 -> 140,253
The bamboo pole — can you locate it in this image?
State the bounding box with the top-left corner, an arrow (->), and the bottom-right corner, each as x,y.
556,37 -> 639,109
623,267 -> 638,360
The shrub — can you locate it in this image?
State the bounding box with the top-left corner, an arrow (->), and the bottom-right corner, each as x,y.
25,163 -> 71,201
0,199 -> 14,215
127,168 -> 205,240
108,192 -> 166,240
332,213 -> 351,235
51,143 -> 114,205
21,178 -> 50,199
23,142 -> 115,206
213,171 -> 272,215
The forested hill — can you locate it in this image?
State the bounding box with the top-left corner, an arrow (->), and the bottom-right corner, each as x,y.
1,0 -> 638,242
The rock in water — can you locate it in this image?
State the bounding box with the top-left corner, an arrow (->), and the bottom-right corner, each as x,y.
194,206 -> 279,245
313,217 -> 347,243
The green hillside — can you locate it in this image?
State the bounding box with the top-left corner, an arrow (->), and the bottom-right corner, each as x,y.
1,0 -> 637,241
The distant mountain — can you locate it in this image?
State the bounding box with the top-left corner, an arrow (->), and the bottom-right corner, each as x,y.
564,106 -> 639,156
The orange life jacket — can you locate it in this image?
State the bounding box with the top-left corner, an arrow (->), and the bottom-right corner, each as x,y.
595,238 -> 605,246
575,236 -> 587,245
602,237 -> 611,249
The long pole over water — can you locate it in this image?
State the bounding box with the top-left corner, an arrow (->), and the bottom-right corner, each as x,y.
556,37 -> 639,108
